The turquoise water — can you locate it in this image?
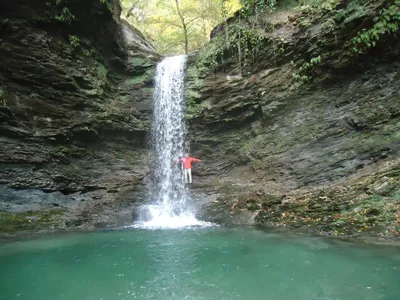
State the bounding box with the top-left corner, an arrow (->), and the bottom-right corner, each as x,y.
0,228 -> 399,300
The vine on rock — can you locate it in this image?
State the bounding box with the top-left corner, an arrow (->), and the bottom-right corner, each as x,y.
196,24 -> 266,74
351,1 -> 400,54
292,55 -> 322,86
240,0 -> 277,17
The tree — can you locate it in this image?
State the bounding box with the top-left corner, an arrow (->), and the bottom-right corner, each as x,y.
174,0 -> 188,54
120,0 -> 241,55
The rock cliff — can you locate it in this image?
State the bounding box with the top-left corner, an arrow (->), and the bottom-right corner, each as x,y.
0,0 -> 399,241
0,0 -> 159,234
187,0 -> 400,239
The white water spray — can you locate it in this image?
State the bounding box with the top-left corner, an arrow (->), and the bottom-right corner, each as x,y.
133,55 -> 211,229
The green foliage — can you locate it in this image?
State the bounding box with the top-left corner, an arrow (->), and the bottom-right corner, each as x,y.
82,47 -> 98,57
319,0 -> 340,11
292,72 -> 311,84
196,22 -> 266,73
196,36 -> 223,69
303,55 -> 322,69
120,0 -> 241,55
292,55 -> 321,85
240,0 -> 277,18
100,0 -> 113,12
248,203 -> 261,211
49,0 -> 76,25
351,1 -> 400,54
68,35 -> 80,48
186,96 -> 204,119
55,7 -> 75,24
333,0 -> 367,24
232,24 -> 265,54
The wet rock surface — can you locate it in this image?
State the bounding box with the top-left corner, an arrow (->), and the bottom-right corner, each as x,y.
0,0 -> 159,235
187,0 -> 400,240
0,0 -> 399,242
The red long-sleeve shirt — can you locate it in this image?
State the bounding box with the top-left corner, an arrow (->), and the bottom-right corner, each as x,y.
178,157 -> 201,169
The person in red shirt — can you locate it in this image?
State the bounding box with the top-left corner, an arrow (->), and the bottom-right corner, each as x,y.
178,155 -> 201,184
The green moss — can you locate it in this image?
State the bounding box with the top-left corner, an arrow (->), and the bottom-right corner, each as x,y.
254,172 -> 399,237
97,64 -> 108,80
131,57 -> 153,68
52,146 -> 85,159
186,89 -> 201,100
239,140 -> 254,155
0,87 -> 5,106
248,203 -> 261,211
119,95 -> 131,103
392,131 -> 400,141
124,69 -> 154,86
185,64 -> 207,120
0,209 -> 65,233
246,198 -> 258,204
186,101 -> 204,119
261,195 -> 282,208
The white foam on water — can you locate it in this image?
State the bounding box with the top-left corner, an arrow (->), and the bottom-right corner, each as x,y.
128,205 -> 214,230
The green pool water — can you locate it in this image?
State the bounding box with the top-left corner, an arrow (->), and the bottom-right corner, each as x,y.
0,227 -> 399,300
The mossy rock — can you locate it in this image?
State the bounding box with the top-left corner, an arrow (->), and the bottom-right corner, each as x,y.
0,209 -> 65,233
131,57 -> 154,68
247,203 -> 261,211
123,69 -> 154,86
246,198 -> 258,204
261,195 -> 282,208
235,201 -> 248,209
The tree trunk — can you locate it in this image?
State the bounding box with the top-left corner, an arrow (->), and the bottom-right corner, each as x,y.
174,0 -> 189,54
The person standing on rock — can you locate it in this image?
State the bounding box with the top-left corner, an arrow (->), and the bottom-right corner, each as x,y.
178,155 -> 201,184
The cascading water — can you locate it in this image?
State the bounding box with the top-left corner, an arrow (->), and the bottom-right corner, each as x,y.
134,55 -> 211,229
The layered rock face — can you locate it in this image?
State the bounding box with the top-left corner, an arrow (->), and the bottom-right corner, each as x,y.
0,0 -> 159,233
0,0 -> 398,240
187,0 -> 400,239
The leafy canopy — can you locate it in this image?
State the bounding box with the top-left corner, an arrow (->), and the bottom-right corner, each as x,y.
120,0 -> 241,55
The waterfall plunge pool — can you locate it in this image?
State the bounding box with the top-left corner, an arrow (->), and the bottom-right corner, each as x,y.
0,227 -> 399,300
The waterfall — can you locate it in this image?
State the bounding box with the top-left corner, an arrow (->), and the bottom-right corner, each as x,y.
152,55 -> 188,212
133,55 -> 211,229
